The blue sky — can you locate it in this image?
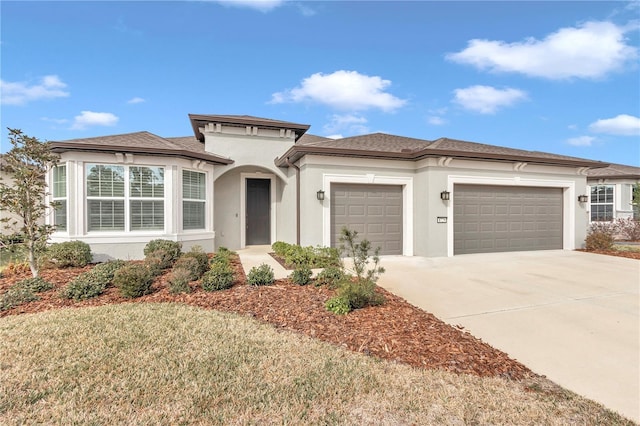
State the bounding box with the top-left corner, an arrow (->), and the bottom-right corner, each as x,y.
1,1 -> 639,166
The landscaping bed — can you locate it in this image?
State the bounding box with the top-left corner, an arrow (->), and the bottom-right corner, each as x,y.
1,254 -> 532,380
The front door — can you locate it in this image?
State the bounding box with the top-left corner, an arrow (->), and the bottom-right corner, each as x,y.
246,178 -> 271,245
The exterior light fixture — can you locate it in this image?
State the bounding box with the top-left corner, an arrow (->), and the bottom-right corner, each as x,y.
440,190 -> 451,201
578,195 -> 588,203
317,190 -> 325,201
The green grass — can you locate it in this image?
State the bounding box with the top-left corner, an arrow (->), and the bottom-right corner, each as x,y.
0,303 -> 633,425
613,244 -> 640,253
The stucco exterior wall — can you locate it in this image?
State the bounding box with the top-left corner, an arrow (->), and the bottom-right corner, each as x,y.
50,151 -> 217,261
296,155 -> 589,257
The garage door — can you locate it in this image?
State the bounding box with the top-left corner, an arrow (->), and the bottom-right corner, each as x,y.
454,185 -> 563,255
331,183 -> 403,255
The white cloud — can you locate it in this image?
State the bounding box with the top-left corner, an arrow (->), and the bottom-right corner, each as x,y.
588,114 -> 640,135
323,114 -> 369,136
447,21 -> 638,79
427,116 -> 447,126
71,111 -> 119,130
567,135 -> 596,146
127,97 -> 146,104
325,134 -> 343,140
567,124 -> 578,130
0,75 -> 69,105
215,0 -> 284,12
271,70 -> 406,112
452,85 -> 527,114
297,3 -> 316,16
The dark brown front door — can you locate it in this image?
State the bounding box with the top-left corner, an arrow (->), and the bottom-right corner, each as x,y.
246,178 -> 270,245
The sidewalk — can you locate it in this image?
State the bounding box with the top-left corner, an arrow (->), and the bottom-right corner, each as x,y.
236,245 -> 290,279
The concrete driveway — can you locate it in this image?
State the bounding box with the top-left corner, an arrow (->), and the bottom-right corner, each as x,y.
377,250 -> 639,422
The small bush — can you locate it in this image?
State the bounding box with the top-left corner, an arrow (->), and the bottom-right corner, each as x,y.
315,266 -> 345,288
60,261 -> 126,301
143,239 -> 182,263
202,262 -> 235,291
614,217 -> 640,241
114,263 -> 154,298
46,241 -> 92,268
290,265 -> 312,286
168,268 -> 193,294
247,263 -> 274,286
271,241 -> 289,257
0,286 -> 39,311
178,246 -> 209,277
325,296 -> 351,315
338,278 -> 385,310
15,276 -> 53,293
585,231 -> 614,251
145,248 -> 176,273
173,256 -> 203,281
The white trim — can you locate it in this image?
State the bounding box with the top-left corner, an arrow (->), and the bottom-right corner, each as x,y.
240,172 -> 277,249
446,175 -> 576,257
322,173 -> 414,256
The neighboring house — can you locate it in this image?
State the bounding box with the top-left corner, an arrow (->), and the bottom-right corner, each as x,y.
47,114 -> 618,261
585,163 -> 640,222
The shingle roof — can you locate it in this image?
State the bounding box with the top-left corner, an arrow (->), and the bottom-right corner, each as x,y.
275,132 -> 608,168
585,163 -> 640,179
49,131 -> 233,165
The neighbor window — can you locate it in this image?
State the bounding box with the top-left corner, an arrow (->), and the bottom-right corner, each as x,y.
182,170 -> 206,230
86,164 -> 164,231
52,165 -> 67,231
590,185 -> 614,222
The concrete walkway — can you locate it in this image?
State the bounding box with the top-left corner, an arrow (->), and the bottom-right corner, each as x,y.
237,245 -> 290,279
377,250 -> 640,423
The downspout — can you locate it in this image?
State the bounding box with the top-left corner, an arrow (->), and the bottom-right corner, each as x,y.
285,157 -> 301,245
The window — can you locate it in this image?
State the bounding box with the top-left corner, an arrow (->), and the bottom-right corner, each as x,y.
52,165 -> 67,231
590,185 -> 614,222
86,164 -> 164,231
183,170 -> 206,230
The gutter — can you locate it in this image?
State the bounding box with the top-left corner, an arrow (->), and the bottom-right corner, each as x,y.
285,156 -> 301,245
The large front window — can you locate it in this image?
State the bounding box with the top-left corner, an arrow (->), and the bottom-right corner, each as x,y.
182,170 -> 206,230
590,185 -> 614,222
86,164 -> 164,231
52,165 -> 67,231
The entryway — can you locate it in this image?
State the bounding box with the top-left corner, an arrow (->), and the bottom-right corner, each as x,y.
246,178 -> 271,245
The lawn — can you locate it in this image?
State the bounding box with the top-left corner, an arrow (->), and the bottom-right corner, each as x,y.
0,303 -> 632,425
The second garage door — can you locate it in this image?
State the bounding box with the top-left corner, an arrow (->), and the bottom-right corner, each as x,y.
331,183 -> 403,255
454,185 -> 563,255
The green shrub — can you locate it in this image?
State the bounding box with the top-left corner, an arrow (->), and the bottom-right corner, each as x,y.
325,296 -> 351,315
337,278 -> 385,310
173,257 -> 203,281
0,286 -> 39,311
211,250 -> 231,266
168,268 -> 193,294
46,241 -> 92,268
202,262 -> 235,291
271,241 -> 289,257
114,264 -> 154,298
290,265 -> 312,286
247,263 -> 274,286
15,276 -> 53,293
60,261 -> 126,301
283,245 -> 313,267
145,248 -> 176,273
178,246 -> 209,277
585,231 -> 614,251
315,266 -> 345,288
143,239 -> 182,263
339,227 -> 385,283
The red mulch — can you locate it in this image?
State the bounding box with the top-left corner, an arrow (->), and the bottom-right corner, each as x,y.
1,256 -> 536,380
576,248 -> 640,260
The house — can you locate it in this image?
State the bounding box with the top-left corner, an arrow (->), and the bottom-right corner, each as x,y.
585,163 -> 640,222
45,114 -> 625,261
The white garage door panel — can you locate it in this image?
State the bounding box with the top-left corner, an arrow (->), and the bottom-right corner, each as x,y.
331,183 -> 403,255
454,185 -> 563,255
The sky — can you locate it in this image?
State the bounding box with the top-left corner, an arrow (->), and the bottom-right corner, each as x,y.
1,1 -> 639,166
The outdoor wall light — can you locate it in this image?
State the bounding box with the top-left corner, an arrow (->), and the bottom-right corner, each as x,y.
577,194 -> 588,203
440,190 -> 451,201
317,190 -> 325,201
